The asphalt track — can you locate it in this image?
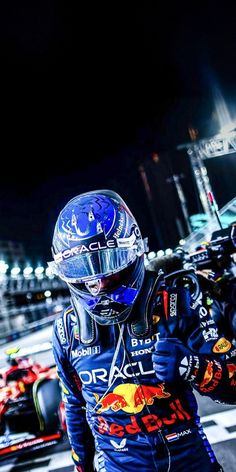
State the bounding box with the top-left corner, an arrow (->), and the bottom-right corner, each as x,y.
0,326 -> 235,472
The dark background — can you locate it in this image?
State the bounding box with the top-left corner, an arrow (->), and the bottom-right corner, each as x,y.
1,2 -> 236,264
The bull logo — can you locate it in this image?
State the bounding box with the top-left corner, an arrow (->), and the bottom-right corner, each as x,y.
94,383 -> 170,414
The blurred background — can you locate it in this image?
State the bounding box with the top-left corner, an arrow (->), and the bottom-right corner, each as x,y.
0,2 -> 236,470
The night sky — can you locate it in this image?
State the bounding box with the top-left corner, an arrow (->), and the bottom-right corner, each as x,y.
1,2 -> 236,265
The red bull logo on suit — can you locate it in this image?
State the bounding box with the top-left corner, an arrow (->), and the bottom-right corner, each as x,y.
94,383 -> 170,414
96,396 -> 192,437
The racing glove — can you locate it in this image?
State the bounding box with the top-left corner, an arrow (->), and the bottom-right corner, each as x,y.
152,337 -> 236,404
152,338 -> 203,384
154,286 -> 232,356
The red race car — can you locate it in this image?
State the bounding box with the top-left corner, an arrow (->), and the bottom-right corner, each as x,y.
0,344 -> 66,460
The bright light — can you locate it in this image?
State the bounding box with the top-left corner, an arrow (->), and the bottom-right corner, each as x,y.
0,260 -> 9,274
179,239 -> 186,246
54,304 -> 64,313
219,121 -> 236,136
144,255 -> 150,267
213,85 -> 234,136
11,266 -> 21,276
44,290 -> 51,297
165,248 -> 173,255
45,266 -> 54,277
147,251 -> 156,260
35,266 -> 44,276
23,266 -> 33,277
157,250 -> 165,257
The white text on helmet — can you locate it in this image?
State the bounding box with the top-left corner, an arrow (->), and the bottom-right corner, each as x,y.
54,235 -> 137,263
54,239 -> 117,262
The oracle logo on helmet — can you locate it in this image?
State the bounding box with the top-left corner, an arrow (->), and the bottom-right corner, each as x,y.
54,239 -> 117,263
54,232 -> 138,263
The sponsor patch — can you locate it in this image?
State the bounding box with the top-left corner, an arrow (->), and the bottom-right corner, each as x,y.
213,337 -> 231,353
71,345 -> 101,358
169,292 -> 177,317
56,318 -> 66,344
166,429 -> 191,442
110,438 -> 128,452
165,432 -> 178,442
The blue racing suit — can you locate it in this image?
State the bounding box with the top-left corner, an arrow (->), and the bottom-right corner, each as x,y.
52,271 -> 233,471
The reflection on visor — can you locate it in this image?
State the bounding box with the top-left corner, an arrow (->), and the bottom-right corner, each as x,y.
50,246 -> 145,283
70,263 -> 135,296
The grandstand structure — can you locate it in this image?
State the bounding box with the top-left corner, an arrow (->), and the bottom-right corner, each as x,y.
0,270 -> 69,343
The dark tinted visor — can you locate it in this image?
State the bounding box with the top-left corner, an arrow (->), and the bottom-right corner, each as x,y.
70,262 -> 135,295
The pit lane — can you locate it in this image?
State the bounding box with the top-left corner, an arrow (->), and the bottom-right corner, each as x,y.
0,326 -> 235,472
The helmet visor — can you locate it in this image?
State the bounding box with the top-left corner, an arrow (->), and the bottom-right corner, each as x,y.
70,262 -> 135,295
49,239 -> 146,283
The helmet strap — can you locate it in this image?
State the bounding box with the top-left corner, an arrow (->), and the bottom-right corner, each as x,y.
71,294 -> 98,345
128,270 -> 164,338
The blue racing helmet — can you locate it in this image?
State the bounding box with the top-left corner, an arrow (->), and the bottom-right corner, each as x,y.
49,189 -> 148,325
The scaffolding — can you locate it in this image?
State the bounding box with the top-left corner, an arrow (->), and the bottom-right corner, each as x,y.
177,129 -> 236,221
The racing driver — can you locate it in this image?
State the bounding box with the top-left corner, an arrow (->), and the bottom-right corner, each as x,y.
50,189 -> 236,472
